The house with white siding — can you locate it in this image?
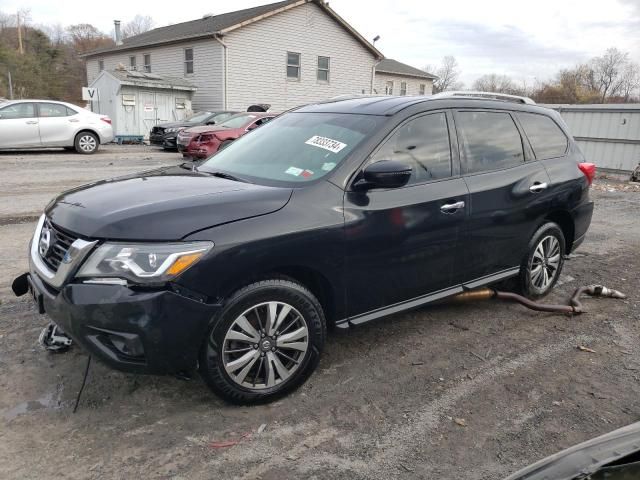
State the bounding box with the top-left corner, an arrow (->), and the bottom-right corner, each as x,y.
374,58 -> 437,97
83,0 -> 435,115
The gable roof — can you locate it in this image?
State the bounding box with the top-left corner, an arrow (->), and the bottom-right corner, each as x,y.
83,0 -> 383,59
376,59 -> 437,80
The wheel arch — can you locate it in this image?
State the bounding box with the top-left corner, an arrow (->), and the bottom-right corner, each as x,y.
221,265 -> 339,326
544,210 -> 575,253
74,129 -> 101,144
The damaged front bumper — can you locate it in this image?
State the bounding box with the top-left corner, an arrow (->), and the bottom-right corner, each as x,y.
24,272 -> 219,375
13,215 -> 220,375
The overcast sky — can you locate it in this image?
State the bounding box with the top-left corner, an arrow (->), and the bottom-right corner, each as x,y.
5,0 -> 640,85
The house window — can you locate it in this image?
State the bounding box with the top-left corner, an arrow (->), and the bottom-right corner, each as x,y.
317,56 -> 330,82
143,54 -> 151,73
419,84 -> 426,95
400,82 -> 407,96
184,48 -> 194,74
129,56 -> 136,70
385,81 -> 393,95
287,52 -> 301,80
98,60 -> 104,72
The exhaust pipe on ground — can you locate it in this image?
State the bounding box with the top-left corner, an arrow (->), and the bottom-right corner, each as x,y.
451,284 -> 626,315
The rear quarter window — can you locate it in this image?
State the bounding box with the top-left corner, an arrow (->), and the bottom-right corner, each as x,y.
518,112 -> 568,159
456,111 -> 525,174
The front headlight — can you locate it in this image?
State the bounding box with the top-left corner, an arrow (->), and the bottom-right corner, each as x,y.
76,242 -> 213,285
166,127 -> 185,134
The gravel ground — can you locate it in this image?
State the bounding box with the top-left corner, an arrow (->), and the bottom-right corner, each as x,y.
0,147 -> 638,479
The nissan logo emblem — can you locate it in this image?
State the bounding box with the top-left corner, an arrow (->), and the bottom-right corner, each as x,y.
38,227 -> 52,257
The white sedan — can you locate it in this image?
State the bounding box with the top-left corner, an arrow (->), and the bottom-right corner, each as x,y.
0,100 -> 114,154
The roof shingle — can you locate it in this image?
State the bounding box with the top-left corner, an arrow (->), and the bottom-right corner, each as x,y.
376,59 -> 437,80
85,0 -> 299,56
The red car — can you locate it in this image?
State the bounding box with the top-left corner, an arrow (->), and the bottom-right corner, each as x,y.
181,112 -> 276,159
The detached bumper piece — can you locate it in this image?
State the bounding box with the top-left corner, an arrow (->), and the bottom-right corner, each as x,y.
39,323 -> 72,353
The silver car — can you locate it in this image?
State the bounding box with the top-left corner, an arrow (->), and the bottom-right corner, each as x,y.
0,100 -> 114,154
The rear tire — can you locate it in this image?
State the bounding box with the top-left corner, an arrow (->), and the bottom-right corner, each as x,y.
517,222 -> 565,299
74,132 -> 99,154
199,279 -> 326,404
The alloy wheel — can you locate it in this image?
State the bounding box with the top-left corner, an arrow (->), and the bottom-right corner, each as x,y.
221,301 -> 309,390
78,135 -> 97,152
529,235 -> 561,290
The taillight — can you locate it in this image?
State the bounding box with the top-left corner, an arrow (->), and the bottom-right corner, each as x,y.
578,162 -> 596,186
100,117 -> 112,125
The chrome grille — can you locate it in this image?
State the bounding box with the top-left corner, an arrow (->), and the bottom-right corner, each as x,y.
151,126 -> 165,135
40,219 -> 79,272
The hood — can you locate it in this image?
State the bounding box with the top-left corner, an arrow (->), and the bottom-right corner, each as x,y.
46,167 -> 293,240
185,124 -> 230,135
503,422 -> 640,480
157,121 -> 197,129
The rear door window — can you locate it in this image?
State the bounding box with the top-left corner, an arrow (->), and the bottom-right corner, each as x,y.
38,103 -> 71,118
370,112 -> 452,184
518,112 -> 568,159
456,111 -> 524,174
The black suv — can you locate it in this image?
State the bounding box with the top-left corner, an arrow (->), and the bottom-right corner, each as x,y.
149,111 -> 237,149
14,93 -> 594,404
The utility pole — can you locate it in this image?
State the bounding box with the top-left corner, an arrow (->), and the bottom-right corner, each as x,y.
8,71 -> 13,99
17,11 -> 24,55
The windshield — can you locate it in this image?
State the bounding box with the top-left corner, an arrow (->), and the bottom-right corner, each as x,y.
210,112 -> 235,124
185,111 -> 213,123
217,113 -> 260,129
199,112 -> 385,185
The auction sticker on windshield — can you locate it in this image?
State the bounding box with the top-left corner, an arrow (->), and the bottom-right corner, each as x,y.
305,136 -> 347,154
285,166 -> 304,176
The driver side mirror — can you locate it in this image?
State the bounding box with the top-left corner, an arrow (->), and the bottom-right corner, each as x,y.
355,160 -> 412,190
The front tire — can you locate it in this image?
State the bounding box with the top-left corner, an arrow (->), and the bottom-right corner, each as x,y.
74,132 -> 99,154
199,279 -> 326,404
517,222 -> 565,299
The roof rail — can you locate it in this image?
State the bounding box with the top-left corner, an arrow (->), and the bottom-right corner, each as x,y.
431,91 -> 536,105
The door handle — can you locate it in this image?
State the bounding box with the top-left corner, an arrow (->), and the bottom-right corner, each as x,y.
68,118 -> 79,123
529,182 -> 548,193
440,201 -> 465,213
25,120 -> 38,125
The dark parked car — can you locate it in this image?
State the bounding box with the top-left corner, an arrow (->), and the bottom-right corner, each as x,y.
504,422 -> 640,479
14,93 -> 594,404
181,112 -> 276,159
149,111 -> 237,150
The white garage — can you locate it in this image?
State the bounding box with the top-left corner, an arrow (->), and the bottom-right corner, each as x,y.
89,69 -> 196,140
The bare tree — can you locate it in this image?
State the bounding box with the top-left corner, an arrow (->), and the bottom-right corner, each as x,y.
425,56 -> 463,93
591,47 -> 628,101
619,62 -> 640,102
40,23 -> 67,45
66,23 -> 113,53
122,15 -> 154,38
472,74 -> 519,94
0,11 -> 16,31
